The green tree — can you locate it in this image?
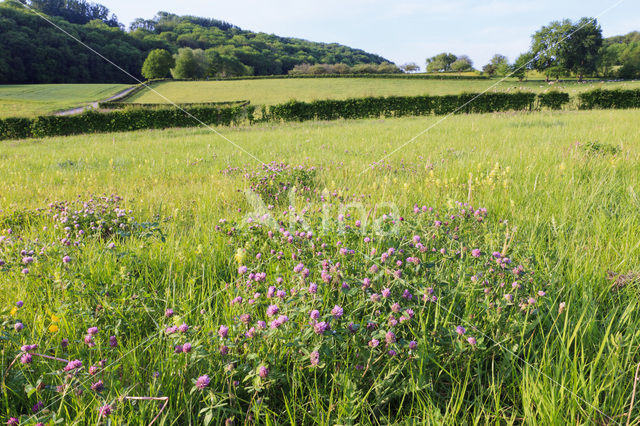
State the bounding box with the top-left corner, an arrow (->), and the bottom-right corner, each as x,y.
141,49 -> 174,79
530,19 -> 572,81
171,48 -> 199,79
450,55 -> 473,72
511,52 -> 533,81
426,53 -> 457,72
400,62 -> 420,73
563,18 -> 602,80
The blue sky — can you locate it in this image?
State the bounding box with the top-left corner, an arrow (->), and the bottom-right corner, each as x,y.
105,0 -> 638,68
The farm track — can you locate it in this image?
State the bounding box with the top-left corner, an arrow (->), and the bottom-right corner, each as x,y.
54,85 -> 137,116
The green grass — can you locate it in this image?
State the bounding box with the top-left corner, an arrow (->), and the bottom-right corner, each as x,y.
126,78 -> 640,106
0,84 -> 131,118
1,109 -> 640,424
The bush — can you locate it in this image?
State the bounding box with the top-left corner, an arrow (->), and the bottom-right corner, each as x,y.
0,105 -> 255,140
265,92 -> 536,122
578,88 -> 640,109
537,91 -> 570,109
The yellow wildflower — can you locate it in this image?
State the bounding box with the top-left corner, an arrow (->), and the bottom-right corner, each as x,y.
49,324 -> 59,333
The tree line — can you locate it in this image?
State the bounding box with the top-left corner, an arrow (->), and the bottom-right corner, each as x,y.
0,0 -> 389,83
423,18 -> 640,80
2,0 -> 640,84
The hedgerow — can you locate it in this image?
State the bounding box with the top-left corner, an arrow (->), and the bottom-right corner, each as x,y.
264,92 -> 536,122
0,105 -> 255,140
537,91 -> 571,109
578,88 -> 640,109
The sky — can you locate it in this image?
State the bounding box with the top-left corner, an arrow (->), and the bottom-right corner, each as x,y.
104,0 -> 638,68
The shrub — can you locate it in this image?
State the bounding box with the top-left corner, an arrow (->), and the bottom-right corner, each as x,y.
578,88 -> 640,109
0,105 -> 255,140
265,92 -> 536,122
537,91 -> 570,109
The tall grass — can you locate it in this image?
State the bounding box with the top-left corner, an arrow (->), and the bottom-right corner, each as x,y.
1,109 -> 639,424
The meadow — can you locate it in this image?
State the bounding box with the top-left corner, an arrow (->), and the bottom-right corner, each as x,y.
0,84 -> 130,118
1,107 -> 640,424
126,77 -> 640,106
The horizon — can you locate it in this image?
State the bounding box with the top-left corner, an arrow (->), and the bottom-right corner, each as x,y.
102,0 -> 639,68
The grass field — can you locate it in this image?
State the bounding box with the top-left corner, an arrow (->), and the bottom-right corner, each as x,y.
1,108 -> 640,424
0,84 -> 130,118
126,77 -> 640,106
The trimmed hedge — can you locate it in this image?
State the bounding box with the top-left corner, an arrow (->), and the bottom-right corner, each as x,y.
264,92 -> 536,122
537,91 -> 570,110
98,100 -> 250,109
578,88 -> 640,109
0,105 -> 255,141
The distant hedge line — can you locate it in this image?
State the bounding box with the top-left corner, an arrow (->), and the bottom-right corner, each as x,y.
3,88 -> 640,141
0,105 -> 254,140
264,92 -> 536,121
99,100 -> 250,109
578,88 -> 640,109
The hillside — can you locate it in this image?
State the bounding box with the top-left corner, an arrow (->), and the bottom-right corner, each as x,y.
0,0 -> 390,83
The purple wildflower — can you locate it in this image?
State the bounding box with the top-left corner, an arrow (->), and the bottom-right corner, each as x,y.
14,322 -> 23,332
32,401 -> 44,413
467,337 -> 477,346
64,359 -> 82,371
455,326 -> 466,336
266,305 -> 279,317
310,351 -> 320,366
218,325 -> 229,338
91,380 -> 104,392
313,321 -> 329,334
258,366 -> 269,378
196,375 -> 210,390
182,343 -> 192,353
331,305 -> 343,318
87,327 -> 98,335
165,308 -> 174,317
385,331 -> 396,344
109,335 -> 117,348
20,353 -> 32,364
98,404 -> 112,417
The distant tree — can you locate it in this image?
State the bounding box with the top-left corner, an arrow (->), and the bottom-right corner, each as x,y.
171,48 -> 204,79
426,53 -> 457,72
450,55 -> 473,72
141,49 -> 174,79
400,62 -> 420,73
562,18 -> 603,81
376,62 -> 401,73
530,19 -> 572,81
511,52 -> 533,80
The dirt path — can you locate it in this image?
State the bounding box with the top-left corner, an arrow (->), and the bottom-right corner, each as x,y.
54,85 -> 138,116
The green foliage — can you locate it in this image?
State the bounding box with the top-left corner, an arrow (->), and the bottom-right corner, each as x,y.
129,12 -> 389,76
0,104 -> 254,140
578,88 -> 640,109
483,54 -> 509,77
562,18 -> 603,80
426,53 -> 458,73
0,2 -> 162,84
141,49 -> 175,79
289,62 -> 401,76
25,0 -> 121,27
0,4 -> 389,83
511,52 -> 533,80
265,92 -> 536,122
576,140 -> 621,156
537,91 -> 570,109
171,48 -> 206,80
450,56 -> 473,72
529,18 -> 603,80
